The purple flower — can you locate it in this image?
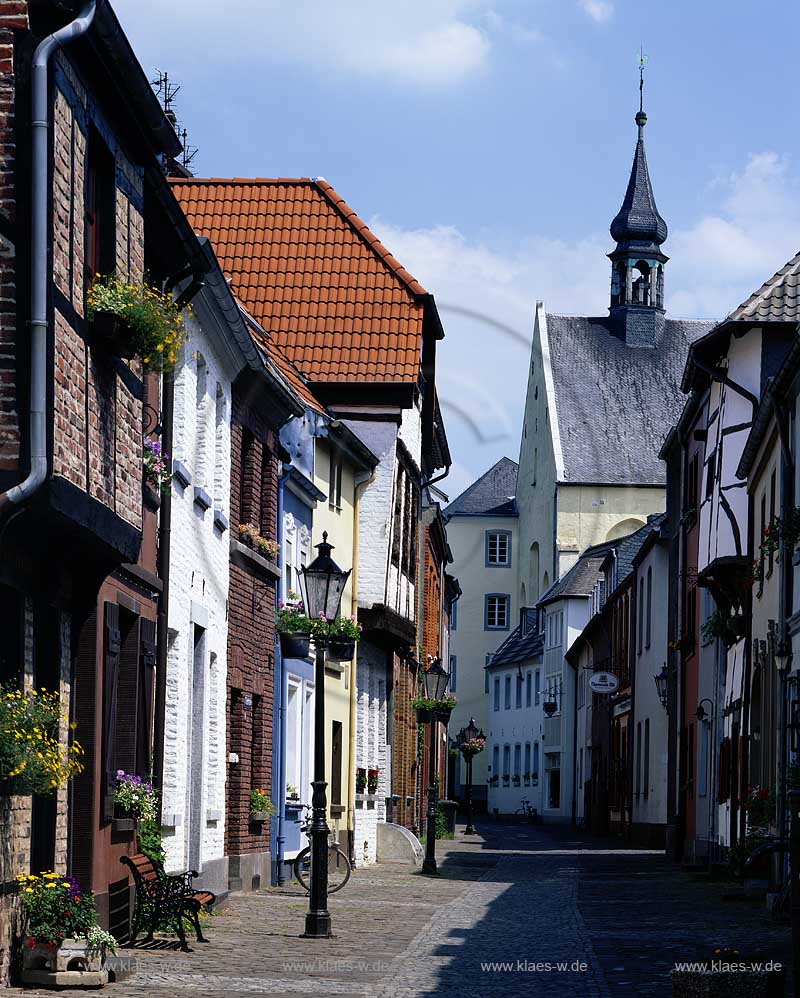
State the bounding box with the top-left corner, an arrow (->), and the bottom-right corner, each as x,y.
117,770 -> 125,778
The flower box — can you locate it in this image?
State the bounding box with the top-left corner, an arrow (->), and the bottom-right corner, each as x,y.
111,817 -> 136,833
327,637 -> 356,661
143,481 -> 161,511
671,966 -> 785,998
249,811 -> 270,824
279,632 -> 310,658
22,937 -> 109,988
91,311 -> 136,360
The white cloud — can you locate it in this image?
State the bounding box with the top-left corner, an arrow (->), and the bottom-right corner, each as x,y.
578,0 -> 614,24
371,150 -> 800,488
114,0 -> 491,88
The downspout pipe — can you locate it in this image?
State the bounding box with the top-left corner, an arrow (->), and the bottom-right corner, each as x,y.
272,462 -> 291,886
0,1 -> 97,515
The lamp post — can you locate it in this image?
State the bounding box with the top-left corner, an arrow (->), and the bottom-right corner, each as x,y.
654,664 -> 669,711
421,657 -> 450,875
297,532 -> 351,939
457,718 -> 485,836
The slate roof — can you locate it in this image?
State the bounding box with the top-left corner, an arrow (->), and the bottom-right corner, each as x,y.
488,609 -> 543,668
538,515 -> 660,608
545,314 -> 715,485
609,113 -> 668,255
170,177 -> 430,384
445,457 -> 518,516
727,249 -> 800,323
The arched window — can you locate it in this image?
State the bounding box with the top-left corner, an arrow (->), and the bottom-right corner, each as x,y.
606,518 -> 646,542
632,261 -> 651,306
530,542 -> 540,599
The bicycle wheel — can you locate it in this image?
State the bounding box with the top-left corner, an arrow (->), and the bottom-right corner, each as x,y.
327,847 -> 352,894
293,846 -> 352,894
293,847 -> 312,891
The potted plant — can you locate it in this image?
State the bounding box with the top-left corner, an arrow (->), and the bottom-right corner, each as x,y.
256,536 -> 279,562
237,523 -> 256,547
249,788 -> 275,824
502,774 -> 510,786
512,774 -> 521,786
488,774 -> 499,787
355,768 -> 367,795
113,771 -> 157,832
0,687 -> 83,795
543,700 -> 558,717
86,275 -> 187,369
286,783 -> 300,803
18,872 -> 116,988
367,769 -> 379,795
143,437 -> 170,510
411,693 -> 458,724
326,615 -> 362,661
460,736 -> 486,758
671,947 -> 785,998
276,592 -> 311,658
523,771 -> 531,786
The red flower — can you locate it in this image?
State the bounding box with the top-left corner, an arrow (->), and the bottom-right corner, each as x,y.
25,938 -> 35,949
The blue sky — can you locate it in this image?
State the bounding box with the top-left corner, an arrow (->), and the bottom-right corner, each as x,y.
115,0 -> 800,497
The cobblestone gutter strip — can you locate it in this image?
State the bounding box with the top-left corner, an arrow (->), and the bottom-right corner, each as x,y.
129,971 -> 371,995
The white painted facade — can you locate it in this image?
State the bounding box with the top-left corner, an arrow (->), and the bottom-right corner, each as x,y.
447,512 -> 518,795
539,595 -> 590,821
344,400 -> 423,864
162,305 -> 237,892
486,656 -> 544,816
630,539 -> 670,837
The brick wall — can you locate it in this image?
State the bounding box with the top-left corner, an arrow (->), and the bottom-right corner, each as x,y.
225,385 -> 278,861
48,66 -> 143,529
0,2 -> 26,471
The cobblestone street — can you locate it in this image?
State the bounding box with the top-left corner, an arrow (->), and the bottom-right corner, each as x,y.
11,821 -> 794,998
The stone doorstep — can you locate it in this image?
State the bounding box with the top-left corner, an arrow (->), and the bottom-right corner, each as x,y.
21,969 -> 109,987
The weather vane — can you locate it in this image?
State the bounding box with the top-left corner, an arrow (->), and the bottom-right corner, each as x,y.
638,47 -> 649,113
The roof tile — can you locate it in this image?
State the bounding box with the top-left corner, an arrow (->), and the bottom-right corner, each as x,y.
170,177 -> 427,384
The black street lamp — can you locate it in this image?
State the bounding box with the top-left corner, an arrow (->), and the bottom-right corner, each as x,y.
654,664 -> 669,711
457,717 -> 485,836
422,657 -> 450,875
297,532 -> 351,939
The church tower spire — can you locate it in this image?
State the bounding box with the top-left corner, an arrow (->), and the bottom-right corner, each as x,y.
608,55 -> 668,345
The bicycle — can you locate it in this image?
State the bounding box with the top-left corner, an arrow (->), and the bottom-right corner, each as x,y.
514,798 -> 540,824
293,804 -> 352,894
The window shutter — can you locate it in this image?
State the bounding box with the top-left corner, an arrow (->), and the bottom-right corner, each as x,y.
72,607 -> 98,887
138,618 -> 157,777
115,616 -> 140,779
102,602 -> 121,824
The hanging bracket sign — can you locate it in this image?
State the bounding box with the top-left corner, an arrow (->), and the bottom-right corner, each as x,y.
588,671 -> 619,694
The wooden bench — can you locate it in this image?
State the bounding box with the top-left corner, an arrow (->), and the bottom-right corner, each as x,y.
120,854 -> 216,952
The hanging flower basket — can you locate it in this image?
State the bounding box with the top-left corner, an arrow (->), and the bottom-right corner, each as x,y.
416,706 -> 431,724
279,632 -> 310,658
327,638 -> 356,661
143,481 -> 161,511
91,311 -> 137,360
86,275 -> 187,371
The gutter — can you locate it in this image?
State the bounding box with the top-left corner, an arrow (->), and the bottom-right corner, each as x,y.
348,466 -> 377,861
0,0 -> 97,516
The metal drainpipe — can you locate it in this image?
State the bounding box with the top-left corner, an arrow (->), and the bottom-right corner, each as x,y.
152,370 -> 174,810
273,463 -> 291,886
347,467 -> 376,863
0,1 -> 97,516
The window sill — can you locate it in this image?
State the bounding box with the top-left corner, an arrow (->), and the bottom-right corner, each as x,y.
172,460 -> 192,488
194,486 -> 212,511
230,538 -> 281,580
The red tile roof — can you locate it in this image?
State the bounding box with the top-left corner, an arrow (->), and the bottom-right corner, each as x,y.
235,298 -> 328,416
170,177 -> 428,384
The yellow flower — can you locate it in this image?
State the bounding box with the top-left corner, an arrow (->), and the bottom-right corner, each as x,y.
25,888 -> 33,894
